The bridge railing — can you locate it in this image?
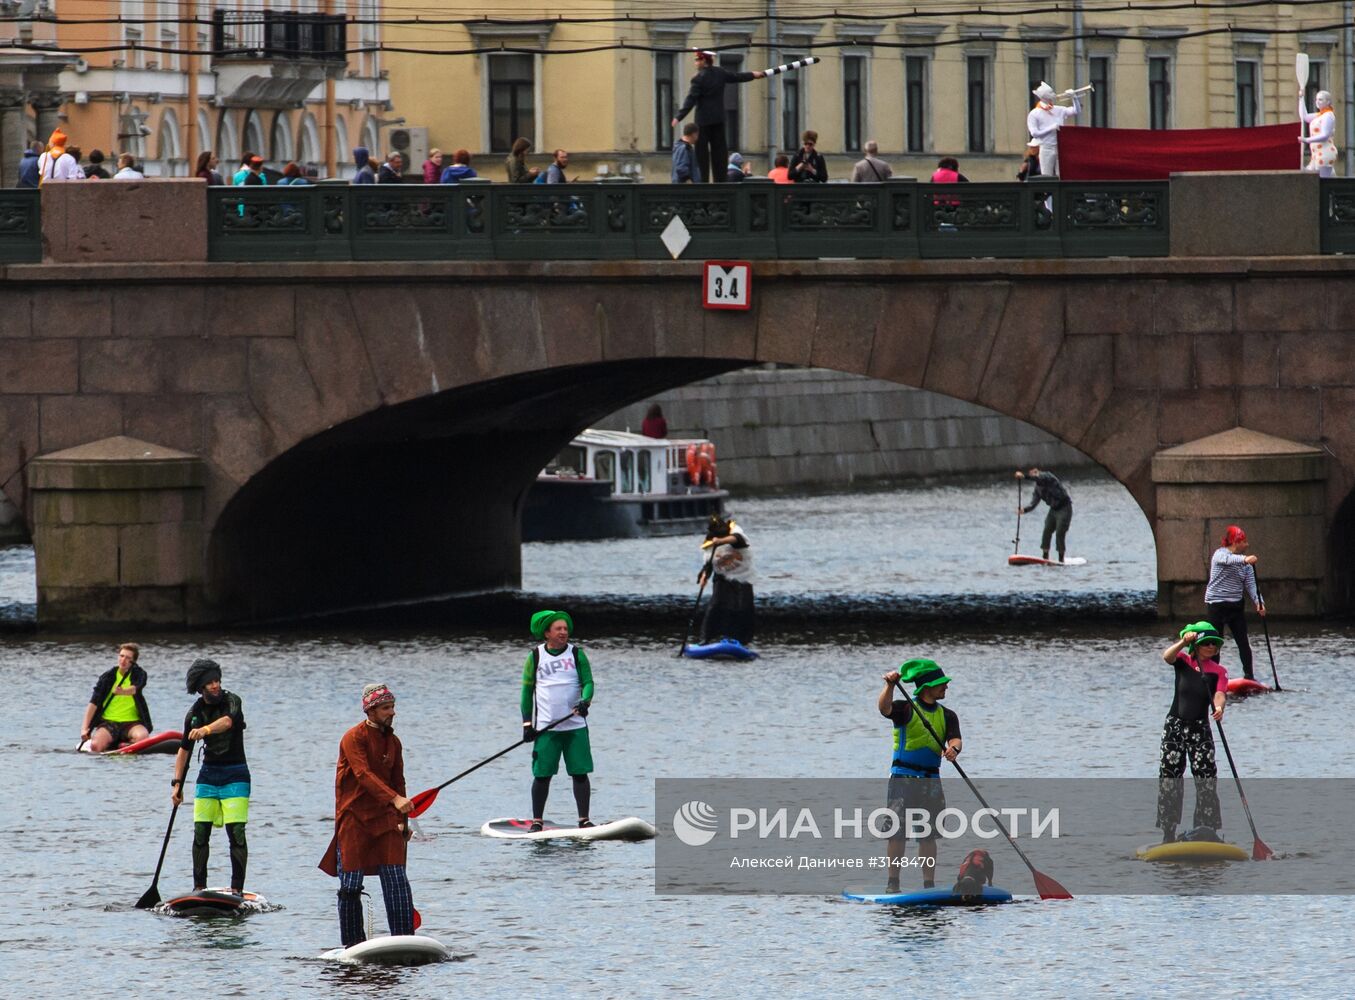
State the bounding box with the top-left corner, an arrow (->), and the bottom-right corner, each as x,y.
204,180 -> 1171,262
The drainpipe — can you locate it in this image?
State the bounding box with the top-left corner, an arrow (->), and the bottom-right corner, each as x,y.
1346,2 -> 1354,175
767,0 -> 779,169
1073,0 -> 1085,85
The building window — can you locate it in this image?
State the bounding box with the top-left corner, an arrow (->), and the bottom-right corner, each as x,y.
1236,60 -> 1258,127
905,56 -> 927,152
1027,56 -> 1048,103
967,56 -> 988,152
488,54 -> 534,153
1148,56 -> 1171,130
842,55 -> 863,152
1089,56 -> 1110,127
1306,60 -> 1326,110
655,52 -> 675,151
720,53 -> 744,152
782,53 -> 804,149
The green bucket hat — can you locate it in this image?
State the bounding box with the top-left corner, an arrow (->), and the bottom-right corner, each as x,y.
900,658 -> 952,692
530,609 -> 574,639
1180,621 -> 1225,651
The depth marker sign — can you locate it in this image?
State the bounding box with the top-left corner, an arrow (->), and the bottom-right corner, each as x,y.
702,261 -> 751,311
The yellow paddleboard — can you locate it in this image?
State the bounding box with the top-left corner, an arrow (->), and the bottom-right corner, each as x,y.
1136,841 -> 1250,862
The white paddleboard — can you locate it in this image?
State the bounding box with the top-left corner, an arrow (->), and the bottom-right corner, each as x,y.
321,934 -> 449,966
481,816 -> 657,841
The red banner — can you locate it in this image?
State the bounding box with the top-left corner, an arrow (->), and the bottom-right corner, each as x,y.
1057,122 -> 1301,180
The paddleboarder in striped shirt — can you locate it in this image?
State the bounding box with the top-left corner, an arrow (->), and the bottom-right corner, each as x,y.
1205,525 -> 1264,681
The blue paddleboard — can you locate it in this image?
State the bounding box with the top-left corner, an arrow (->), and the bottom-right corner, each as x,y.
843,886 -> 1013,907
681,638 -> 759,660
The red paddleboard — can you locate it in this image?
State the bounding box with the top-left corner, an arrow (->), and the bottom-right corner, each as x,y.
1008,555 -> 1087,567
1227,678 -> 1271,696
80,730 -> 183,755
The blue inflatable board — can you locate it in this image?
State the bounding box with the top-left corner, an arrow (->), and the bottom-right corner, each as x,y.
681,638 -> 759,660
843,886 -> 1013,907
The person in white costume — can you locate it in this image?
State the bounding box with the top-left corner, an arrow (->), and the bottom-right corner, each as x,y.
1026,82 -> 1081,179
1298,87 -> 1339,177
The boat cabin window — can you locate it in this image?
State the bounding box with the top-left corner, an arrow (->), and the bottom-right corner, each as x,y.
620,451 -> 635,493
548,445 -> 586,475
637,451 -> 652,493
593,451 -> 616,485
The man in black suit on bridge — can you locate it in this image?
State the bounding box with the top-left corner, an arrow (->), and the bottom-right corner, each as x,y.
672,49 -> 766,184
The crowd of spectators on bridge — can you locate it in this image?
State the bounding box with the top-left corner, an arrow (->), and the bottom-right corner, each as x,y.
16,124 -> 981,189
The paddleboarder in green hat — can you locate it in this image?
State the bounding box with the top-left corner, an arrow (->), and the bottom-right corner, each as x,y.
1156,622 -> 1228,844
521,610 -> 595,833
877,659 -> 962,893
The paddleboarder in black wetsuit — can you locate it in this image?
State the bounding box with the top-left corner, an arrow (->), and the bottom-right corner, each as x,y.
671,50 -> 765,185
172,659 -> 249,892
1017,467 -> 1072,562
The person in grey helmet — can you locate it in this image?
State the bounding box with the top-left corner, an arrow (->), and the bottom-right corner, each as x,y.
171,659 -> 250,892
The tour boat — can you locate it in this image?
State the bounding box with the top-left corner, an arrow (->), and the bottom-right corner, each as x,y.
522,430 -> 727,541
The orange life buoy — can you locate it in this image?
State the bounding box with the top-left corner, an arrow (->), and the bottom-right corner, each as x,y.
698,443 -> 717,486
686,444 -> 702,485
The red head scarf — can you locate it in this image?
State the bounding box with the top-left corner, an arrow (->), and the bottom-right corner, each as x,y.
1222,525 -> 1247,547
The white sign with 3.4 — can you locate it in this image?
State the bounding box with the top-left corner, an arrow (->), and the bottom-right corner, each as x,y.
702,261 -> 752,311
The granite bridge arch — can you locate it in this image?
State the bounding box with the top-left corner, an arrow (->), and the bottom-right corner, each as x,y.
0,257 -> 1346,626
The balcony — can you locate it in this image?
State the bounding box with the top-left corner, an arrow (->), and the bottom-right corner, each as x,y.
210,10 -> 348,108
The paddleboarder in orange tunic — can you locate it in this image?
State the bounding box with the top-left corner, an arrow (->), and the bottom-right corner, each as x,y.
319,683 -> 415,947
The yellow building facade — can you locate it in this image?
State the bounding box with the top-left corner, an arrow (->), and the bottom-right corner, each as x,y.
14,1 -> 393,182
385,3 -> 1351,181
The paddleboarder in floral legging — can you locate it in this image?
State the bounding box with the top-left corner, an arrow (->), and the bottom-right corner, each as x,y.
1156,623 -> 1227,844
522,610 -> 594,833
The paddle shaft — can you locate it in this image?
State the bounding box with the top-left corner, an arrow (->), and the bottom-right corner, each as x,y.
409,713 -> 575,817
136,798 -> 181,908
678,552 -> 714,657
1212,714 -> 1272,858
1250,566 -> 1282,691
890,680 -> 1070,898
1013,478 -> 1023,555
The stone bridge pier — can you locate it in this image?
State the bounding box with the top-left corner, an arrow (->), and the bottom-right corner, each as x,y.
1,257 -> 1353,627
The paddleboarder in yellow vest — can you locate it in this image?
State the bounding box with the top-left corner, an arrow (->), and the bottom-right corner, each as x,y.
81,642 -> 152,752
877,659 -> 962,893
522,610 -> 594,833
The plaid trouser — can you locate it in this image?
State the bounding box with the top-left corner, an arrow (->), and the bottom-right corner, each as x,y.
335,846 -> 414,946
1156,715 -> 1221,833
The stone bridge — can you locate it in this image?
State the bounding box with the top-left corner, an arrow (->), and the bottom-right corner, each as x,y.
0,255 -> 1348,627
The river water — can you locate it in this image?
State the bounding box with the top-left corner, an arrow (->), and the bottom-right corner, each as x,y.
3,475 -> 1353,997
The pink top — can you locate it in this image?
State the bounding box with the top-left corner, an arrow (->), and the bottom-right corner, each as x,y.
931,167 -> 961,184
1180,652 -> 1229,696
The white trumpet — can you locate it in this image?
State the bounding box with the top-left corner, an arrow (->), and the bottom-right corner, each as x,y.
1057,84 -> 1095,103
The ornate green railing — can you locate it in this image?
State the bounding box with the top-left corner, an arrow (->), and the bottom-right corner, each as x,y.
205,180 -> 1171,262
0,190 -> 42,263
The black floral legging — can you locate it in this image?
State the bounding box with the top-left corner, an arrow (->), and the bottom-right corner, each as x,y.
1156,715 -> 1222,833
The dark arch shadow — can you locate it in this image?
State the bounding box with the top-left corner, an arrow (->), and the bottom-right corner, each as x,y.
207,357 -> 1150,623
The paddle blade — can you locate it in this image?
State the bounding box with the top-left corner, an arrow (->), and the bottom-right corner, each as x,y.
413,907 -> 422,930
135,885 -> 161,910
408,788 -> 437,819
1253,838 -> 1275,862
1033,870 -> 1073,901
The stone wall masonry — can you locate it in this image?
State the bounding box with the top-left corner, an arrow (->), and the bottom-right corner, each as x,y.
594,368 -> 1092,490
